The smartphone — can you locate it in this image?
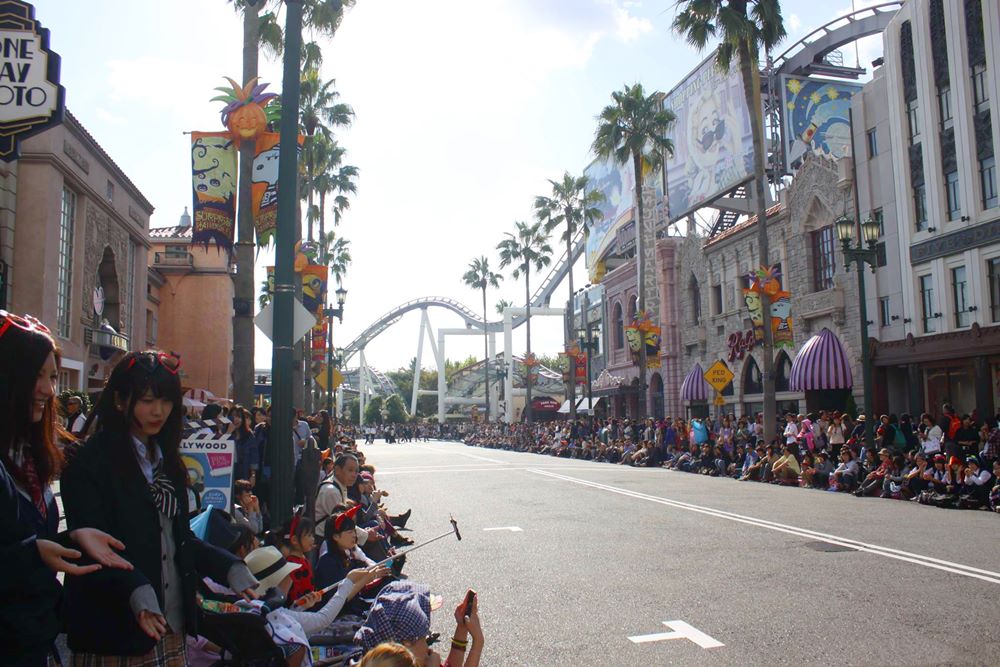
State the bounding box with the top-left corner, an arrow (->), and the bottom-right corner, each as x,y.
463,589 -> 477,619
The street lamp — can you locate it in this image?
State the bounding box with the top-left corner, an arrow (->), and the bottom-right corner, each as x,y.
576,287 -> 598,432
837,214 -> 880,449
324,287 -> 347,420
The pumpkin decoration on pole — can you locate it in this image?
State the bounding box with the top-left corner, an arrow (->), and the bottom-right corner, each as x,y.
212,76 -> 281,142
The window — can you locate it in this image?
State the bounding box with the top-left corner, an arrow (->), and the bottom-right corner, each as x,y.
872,207 -> 885,236
875,242 -> 888,268
146,309 -> 158,346
937,86 -> 953,129
989,257 -> 1000,323
106,180 -> 114,202
981,156 -> 998,209
688,275 -> 702,325
811,225 -> 836,291
944,170 -> 961,221
951,266 -> 969,327
711,284 -> 723,315
165,244 -> 188,258
972,63 -> 989,113
866,128 -> 878,157
914,185 -> 928,231
58,370 -> 71,394
919,274 -> 937,333
879,297 -> 891,327
906,99 -> 920,141
613,303 -> 624,349
57,188 -> 76,338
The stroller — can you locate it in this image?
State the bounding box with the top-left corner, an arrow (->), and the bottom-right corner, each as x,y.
197,589 -> 363,667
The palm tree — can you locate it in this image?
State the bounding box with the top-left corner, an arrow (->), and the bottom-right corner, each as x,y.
495,299 -> 513,316
259,277 -> 273,309
534,172 -> 605,420
462,257 -> 503,422
673,0 -> 786,442
497,222 -> 552,424
317,231 -> 352,286
592,83 -> 675,418
300,70 -> 353,240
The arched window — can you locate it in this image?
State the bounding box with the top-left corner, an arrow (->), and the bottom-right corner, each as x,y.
743,356 -> 763,395
775,351 -> 792,392
613,302 -> 624,349
627,294 -> 638,321
688,274 -> 701,324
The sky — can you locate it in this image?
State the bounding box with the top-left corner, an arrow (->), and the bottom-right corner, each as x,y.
32,0 -> 884,377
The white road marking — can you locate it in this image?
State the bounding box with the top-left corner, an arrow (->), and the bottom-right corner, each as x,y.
483,526 -> 523,532
629,620 -> 724,649
407,443 -> 506,464
377,464 -> 608,476
528,468 -> 1000,586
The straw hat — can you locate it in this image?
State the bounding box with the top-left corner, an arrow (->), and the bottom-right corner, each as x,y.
246,546 -> 301,591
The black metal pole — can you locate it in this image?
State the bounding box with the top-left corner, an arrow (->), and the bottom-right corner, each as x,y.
582,290 -> 594,433
268,0 -> 303,526
326,310 -> 334,416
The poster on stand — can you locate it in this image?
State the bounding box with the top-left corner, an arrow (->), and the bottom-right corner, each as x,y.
180,434 -> 235,512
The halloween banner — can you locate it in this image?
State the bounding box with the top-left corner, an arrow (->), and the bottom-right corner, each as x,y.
625,311 -> 661,369
180,434 -> 235,512
190,132 -> 237,252
561,343 -> 587,385
311,319 -> 327,362
252,132 -> 304,247
743,266 -> 794,349
301,264 -> 328,318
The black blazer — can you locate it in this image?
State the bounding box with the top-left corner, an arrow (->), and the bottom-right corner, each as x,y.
0,459 -> 62,666
60,429 -> 240,656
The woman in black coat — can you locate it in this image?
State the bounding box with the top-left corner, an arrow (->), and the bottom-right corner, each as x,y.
0,312 -> 130,666
61,351 -> 258,663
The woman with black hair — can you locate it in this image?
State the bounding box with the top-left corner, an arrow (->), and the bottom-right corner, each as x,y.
60,350 -> 259,665
0,311 -> 132,666
227,405 -> 256,483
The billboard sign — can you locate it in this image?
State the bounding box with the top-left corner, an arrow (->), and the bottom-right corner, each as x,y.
664,51 -> 754,221
181,434 -> 235,511
583,154 -> 635,280
781,75 -> 862,171
0,1 -> 65,162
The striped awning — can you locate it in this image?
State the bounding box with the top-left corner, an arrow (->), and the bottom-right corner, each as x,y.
789,328 -> 854,391
680,363 -> 710,401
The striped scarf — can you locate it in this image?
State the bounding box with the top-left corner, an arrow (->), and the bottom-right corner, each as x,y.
149,465 -> 178,519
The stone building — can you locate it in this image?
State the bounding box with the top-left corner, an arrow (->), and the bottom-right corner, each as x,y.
148,209 -> 235,400
676,156 -> 871,418
2,110 -> 153,393
855,0 -> 1000,418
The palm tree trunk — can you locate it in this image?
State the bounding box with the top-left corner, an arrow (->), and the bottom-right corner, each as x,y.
319,189 -> 326,240
740,42 -> 777,446
524,267 -> 533,425
233,5 -> 260,408
566,218 -> 577,422
482,285 -> 490,422
632,151 -> 647,418
306,148 -> 315,241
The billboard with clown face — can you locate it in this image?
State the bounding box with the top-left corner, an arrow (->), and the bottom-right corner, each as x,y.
664,50 -> 755,221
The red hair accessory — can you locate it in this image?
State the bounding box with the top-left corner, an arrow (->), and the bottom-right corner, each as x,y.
333,505 -> 361,533
286,512 -> 302,540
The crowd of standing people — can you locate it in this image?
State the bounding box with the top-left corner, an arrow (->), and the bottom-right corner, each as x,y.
0,310 -> 483,667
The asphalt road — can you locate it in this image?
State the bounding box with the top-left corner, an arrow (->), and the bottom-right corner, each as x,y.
367,439 -> 1000,667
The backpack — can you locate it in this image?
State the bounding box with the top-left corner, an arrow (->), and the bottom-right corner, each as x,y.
946,415 -> 961,440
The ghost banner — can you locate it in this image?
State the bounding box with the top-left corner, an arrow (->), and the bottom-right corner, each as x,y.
190,132 -> 237,252
252,131 -> 304,247
745,266 -> 794,349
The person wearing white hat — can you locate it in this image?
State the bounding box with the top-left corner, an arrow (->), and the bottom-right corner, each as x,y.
245,546 -> 389,664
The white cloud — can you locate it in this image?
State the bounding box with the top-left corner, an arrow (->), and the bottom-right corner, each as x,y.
613,5 -> 653,42
787,14 -> 802,33
94,107 -> 125,124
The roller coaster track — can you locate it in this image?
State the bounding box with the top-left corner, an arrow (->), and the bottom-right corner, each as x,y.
772,2 -> 902,76
341,226 -> 586,365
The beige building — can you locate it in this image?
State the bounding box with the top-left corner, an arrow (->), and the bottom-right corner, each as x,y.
148,210 -> 235,400
1,110 -> 153,394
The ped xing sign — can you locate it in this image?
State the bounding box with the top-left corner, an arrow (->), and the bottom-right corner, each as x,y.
0,1 -> 64,161
703,359 -> 734,393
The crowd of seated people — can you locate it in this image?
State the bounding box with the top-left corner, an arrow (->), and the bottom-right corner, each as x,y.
462,405 -> 1000,514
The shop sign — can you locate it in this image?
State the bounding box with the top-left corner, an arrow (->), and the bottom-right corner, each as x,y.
727,329 -> 756,361
0,1 -> 65,161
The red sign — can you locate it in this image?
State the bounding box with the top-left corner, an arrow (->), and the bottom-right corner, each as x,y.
727,330 -> 756,361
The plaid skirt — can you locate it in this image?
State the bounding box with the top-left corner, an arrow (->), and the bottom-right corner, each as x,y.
70,633 -> 186,667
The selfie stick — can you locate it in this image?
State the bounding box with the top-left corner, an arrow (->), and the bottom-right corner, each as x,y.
296,517 -> 462,606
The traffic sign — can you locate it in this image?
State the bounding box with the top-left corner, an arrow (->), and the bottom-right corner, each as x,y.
254,300 -> 317,344
703,360 -> 734,392
713,393 -> 726,406
313,367 -> 343,391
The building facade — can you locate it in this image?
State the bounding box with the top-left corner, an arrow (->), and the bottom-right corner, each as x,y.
3,111 -> 153,394
148,210 -> 235,400
858,0 -> 1000,418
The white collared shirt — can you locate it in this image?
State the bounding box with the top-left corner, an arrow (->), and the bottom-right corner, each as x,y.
131,434 -> 161,483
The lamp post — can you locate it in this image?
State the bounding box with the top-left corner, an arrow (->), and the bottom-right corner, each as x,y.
324,286 -> 347,417
268,0 -> 304,526
836,214 -> 881,450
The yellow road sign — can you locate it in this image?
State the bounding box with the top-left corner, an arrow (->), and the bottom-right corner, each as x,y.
314,367 -> 343,391
713,393 -> 726,406
704,360 -> 734,393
